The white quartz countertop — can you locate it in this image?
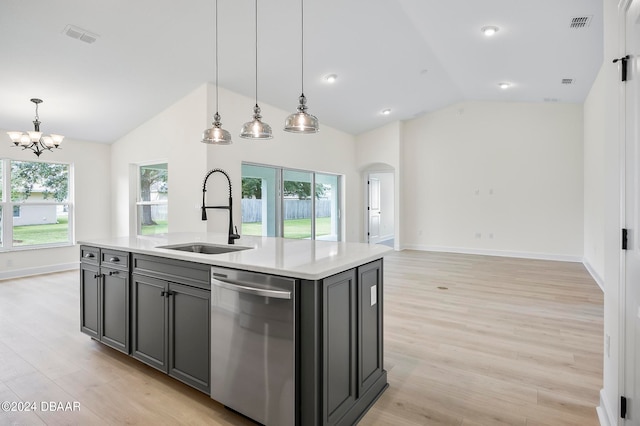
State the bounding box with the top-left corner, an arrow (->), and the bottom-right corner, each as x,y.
78,232 -> 392,280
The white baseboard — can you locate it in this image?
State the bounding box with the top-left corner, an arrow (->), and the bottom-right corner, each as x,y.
583,259 -> 605,292
597,388 -> 615,426
0,262 -> 79,281
400,244 -> 583,263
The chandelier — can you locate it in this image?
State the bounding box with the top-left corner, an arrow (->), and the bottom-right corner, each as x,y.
7,98 -> 64,157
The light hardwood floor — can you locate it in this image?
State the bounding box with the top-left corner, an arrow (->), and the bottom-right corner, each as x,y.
0,250 -> 602,425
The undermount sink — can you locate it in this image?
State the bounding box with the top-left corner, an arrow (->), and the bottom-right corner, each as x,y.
156,243 -> 251,255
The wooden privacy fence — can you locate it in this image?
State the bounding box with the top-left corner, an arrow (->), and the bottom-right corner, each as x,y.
242,199 -> 332,222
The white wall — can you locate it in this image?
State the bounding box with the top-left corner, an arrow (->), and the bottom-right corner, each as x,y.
584,65 -> 607,288
110,85 -> 209,237
0,133 -> 111,279
401,101 -> 584,260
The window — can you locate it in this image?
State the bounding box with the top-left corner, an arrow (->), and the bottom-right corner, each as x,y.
241,163 -> 342,241
136,163 -> 168,235
0,159 -> 73,250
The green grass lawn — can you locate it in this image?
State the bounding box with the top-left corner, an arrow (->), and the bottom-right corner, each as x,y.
13,216 -> 69,246
141,220 -> 168,235
242,217 -> 331,239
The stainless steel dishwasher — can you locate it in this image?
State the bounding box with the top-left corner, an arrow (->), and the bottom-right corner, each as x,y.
210,266 -> 295,426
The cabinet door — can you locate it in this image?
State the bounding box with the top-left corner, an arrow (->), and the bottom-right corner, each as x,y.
80,262 -> 100,339
168,282 -> 210,393
323,269 -> 357,424
358,260 -> 384,395
100,267 -> 130,354
131,274 -> 167,372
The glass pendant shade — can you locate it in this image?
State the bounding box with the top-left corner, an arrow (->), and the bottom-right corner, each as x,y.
284,94 -> 319,133
240,105 -> 272,139
202,113 -> 232,145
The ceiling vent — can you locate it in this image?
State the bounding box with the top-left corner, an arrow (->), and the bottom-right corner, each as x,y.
544,98 -> 559,103
569,16 -> 592,29
63,25 -> 99,44
561,78 -> 574,85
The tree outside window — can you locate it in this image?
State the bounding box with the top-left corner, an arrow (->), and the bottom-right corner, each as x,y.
137,163 -> 168,235
1,160 -> 72,249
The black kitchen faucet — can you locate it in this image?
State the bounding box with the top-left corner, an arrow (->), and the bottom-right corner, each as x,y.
201,168 -> 240,244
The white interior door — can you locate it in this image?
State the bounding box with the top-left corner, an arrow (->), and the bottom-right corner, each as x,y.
368,177 -> 380,243
623,0 -> 640,422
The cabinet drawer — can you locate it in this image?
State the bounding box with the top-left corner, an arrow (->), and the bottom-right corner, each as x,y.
102,250 -> 130,270
132,254 -> 210,290
80,246 -> 99,265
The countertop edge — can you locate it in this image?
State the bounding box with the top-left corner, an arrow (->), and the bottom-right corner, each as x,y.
78,235 -> 392,280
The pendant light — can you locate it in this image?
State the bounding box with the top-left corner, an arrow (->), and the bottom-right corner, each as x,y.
202,0 -> 232,145
284,0 -> 319,133
240,0 -> 272,140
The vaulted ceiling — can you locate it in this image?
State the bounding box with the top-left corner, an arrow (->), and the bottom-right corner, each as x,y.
0,0 -> 603,144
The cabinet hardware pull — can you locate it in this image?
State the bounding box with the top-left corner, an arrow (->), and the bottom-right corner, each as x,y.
84,253 -> 95,258
109,257 -> 119,262
93,274 -> 101,279
108,271 -> 119,276
160,291 -> 166,297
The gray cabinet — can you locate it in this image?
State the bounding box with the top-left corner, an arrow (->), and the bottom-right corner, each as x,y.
80,260 -> 100,339
357,260 -> 384,395
323,269 -> 357,424
300,259 -> 387,426
132,254 -> 210,393
79,246 -> 130,354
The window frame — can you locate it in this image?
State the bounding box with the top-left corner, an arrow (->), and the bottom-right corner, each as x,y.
134,161 -> 169,236
0,158 -> 74,251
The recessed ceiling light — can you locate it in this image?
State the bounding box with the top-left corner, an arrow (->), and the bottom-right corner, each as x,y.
481,26 -> 500,37
381,108 -> 392,115
324,74 -> 338,83
498,82 -> 511,90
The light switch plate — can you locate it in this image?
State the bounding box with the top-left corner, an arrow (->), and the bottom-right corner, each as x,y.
371,285 -> 377,306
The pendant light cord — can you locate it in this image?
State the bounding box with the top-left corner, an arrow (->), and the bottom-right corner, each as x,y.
301,0 -> 304,95
215,0 -> 220,114
255,0 -> 258,105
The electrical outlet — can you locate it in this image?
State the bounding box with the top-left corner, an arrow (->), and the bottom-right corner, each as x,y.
489,233 -> 494,239
474,232 -> 481,239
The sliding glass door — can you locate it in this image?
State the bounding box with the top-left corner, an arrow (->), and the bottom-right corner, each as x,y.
241,163 -> 341,241
283,170 -> 313,239
315,173 -> 340,241
241,164 -> 278,237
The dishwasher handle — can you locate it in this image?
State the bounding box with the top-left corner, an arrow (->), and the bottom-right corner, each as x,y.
211,277 -> 292,300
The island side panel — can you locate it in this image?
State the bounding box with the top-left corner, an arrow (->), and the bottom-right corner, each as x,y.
298,258 -> 387,426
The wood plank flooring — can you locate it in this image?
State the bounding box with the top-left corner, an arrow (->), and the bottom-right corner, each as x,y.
0,250 -> 602,425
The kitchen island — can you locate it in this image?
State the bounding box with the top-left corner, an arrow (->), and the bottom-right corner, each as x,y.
79,233 -> 391,426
